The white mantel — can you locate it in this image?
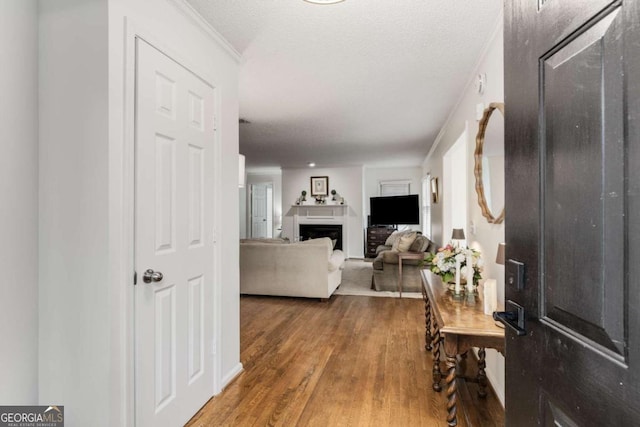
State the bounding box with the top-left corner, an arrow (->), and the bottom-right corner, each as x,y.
292,204 -> 349,252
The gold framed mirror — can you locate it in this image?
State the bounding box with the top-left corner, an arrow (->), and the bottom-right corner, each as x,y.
474,102 -> 505,224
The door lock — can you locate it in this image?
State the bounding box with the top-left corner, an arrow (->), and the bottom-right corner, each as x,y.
142,269 -> 164,284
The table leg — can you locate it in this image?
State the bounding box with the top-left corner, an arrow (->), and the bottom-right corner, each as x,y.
431,320 -> 442,392
445,354 -> 458,427
398,258 -> 403,298
477,347 -> 488,398
423,291 -> 432,351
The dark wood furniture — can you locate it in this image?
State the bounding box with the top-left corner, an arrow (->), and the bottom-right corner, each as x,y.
365,226 -> 395,258
421,270 -> 504,427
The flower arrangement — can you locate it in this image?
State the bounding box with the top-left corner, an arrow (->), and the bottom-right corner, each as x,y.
425,244 -> 483,286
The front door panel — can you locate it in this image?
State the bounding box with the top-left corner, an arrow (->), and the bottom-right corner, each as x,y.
504,0 -> 640,425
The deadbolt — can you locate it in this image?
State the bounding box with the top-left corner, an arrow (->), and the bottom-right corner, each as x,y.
143,269 -> 164,284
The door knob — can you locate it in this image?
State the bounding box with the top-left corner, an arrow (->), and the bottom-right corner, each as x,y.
493,300 -> 526,336
143,269 -> 164,284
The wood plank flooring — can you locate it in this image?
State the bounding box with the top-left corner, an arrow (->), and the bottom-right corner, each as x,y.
187,295 -> 504,426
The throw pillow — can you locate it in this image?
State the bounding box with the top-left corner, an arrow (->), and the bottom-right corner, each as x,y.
384,230 -> 401,247
409,235 -> 430,253
392,231 -> 417,252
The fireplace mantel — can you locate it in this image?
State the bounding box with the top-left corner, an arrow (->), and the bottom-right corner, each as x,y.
292,204 -> 349,253
291,204 -> 348,219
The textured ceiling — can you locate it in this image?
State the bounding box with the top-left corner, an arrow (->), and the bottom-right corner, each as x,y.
186,0 -> 502,169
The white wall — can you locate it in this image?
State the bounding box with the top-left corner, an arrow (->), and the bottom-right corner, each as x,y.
0,0 -> 39,405
39,2 -> 111,423
363,166 -> 423,230
38,0 -> 241,425
422,19 -> 506,405
246,171 -> 283,238
282,166 -> 364,258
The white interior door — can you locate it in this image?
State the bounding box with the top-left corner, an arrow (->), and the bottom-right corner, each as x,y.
251,183 -> 268,238
134,39 -> 216,427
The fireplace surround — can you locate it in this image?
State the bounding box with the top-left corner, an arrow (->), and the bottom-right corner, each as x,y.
300,224 -> 343,250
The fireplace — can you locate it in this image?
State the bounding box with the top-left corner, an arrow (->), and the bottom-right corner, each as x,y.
299,224 -> 343,250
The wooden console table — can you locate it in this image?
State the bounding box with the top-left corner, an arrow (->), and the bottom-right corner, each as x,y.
420,270 -> 504,427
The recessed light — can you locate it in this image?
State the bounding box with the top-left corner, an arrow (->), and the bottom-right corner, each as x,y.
308,162 -> 316,168
303,0 -> 345,4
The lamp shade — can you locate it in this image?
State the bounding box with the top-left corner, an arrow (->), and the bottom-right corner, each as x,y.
496,243 -> 506,265
451,228 -> 465,240
239,154 -> 246,188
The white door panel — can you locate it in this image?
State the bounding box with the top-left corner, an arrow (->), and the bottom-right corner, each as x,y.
135,39 -> 216,427
251,184 -> 267,238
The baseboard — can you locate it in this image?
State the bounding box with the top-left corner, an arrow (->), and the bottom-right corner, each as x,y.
472,348 -> 505,407
219,362 -> 244,393
485,360 -> 505,407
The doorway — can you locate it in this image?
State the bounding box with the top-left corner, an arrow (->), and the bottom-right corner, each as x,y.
443,125 -> 468,245
250,183 -> 273,238
134,39 -> 217,427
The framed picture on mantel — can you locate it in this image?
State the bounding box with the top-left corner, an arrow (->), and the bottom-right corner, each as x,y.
310,176 -> 329,196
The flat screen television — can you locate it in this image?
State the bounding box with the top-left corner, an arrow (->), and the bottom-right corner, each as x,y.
370,194 -> 420,226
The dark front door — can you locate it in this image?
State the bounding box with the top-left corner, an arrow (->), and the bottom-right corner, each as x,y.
503,0 -> 640,425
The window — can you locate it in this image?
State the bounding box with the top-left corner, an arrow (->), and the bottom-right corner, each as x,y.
379,180 -> 411,196
422,174 -> 432,238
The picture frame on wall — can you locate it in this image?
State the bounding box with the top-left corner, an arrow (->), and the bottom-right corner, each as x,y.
431,177 -> 439,203
310,176 -> 329,196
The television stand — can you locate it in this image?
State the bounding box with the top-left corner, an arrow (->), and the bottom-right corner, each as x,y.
366,226 -> 396,258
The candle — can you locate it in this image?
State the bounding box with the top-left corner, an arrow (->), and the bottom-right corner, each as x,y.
465,253 -> 474,293
455,259 -> 461,294
483,279 -> 497,315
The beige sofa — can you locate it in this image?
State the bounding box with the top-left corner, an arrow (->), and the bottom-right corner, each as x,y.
240,237 -> 346,299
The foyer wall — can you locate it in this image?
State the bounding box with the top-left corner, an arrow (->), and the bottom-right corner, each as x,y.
0,0 -> 39,405
282,166 -> 364,258
422,19 -> 505,405
38,0 -> 241,425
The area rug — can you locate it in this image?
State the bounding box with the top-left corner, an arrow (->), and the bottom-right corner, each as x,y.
334,259 -> 422,299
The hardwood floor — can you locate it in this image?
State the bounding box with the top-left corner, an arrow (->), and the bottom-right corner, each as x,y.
187,295 -> 504,426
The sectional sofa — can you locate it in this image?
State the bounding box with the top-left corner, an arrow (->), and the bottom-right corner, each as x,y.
240,237 -> 346,300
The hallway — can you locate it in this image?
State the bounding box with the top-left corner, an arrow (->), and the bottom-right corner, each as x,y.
187,295 -> 503,426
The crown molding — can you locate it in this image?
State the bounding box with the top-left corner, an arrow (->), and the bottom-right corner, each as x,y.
425,9 -> 504,161
165,0 -> 243,63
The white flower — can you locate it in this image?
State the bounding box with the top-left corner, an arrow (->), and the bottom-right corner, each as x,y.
455,253 -> 465,263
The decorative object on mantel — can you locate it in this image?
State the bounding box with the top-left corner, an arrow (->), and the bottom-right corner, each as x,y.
331,189 -> 337,200
310,176 -> 329,196
315,195 -> 326,204
430,177 -> 439,203
424,244 -> 483,296
301,190 -> 307,203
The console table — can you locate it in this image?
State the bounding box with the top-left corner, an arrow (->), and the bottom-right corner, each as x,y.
420,270 -> 504,427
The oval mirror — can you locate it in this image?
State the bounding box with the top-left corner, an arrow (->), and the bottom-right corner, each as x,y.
474,102 -> 505,224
